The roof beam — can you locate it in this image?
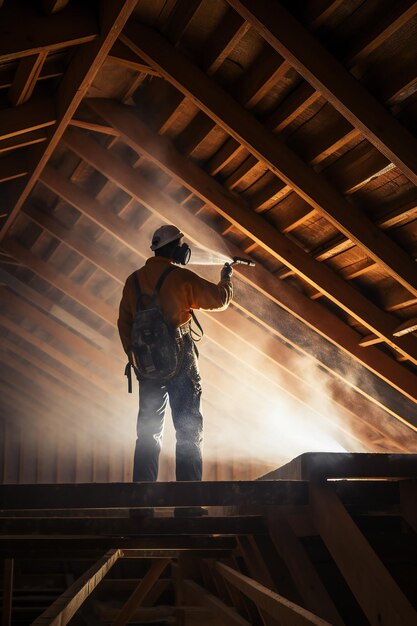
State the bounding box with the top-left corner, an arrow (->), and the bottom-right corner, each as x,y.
0,0 -> 138,242
0,0 -> 97,63
121,22 -> 417,300
226,0 -> 417,186
84,101 -> 417,375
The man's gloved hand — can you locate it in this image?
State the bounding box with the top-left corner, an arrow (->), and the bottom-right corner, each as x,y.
221,262 -> 233,280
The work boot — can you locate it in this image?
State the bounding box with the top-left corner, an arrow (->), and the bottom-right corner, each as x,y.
174,507 -> 208,518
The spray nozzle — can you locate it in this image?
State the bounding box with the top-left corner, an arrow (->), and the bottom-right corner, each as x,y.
230,256 -> 256,267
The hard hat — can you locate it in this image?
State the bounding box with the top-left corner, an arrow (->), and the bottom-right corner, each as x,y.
150,225 -> 184,251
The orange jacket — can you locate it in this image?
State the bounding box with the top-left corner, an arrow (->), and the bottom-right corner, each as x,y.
117,256 -> 233,353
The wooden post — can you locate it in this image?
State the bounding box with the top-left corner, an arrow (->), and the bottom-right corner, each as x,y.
2,559 -> 13,626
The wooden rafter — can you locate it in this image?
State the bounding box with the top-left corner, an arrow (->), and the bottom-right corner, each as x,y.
226,0 -> 417,186
120,23 -> 417,301
0,0 -> 138,242
83,102 -> 417,391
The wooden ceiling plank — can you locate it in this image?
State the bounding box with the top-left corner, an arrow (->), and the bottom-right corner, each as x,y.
38,166 -> 416,432
0,1 -> 98,63
2,237 -> 116,326
210,0 -> 415,188
8,51 -> 48,106
310,482 -> 417,626
164,0 -> 205,44
226,0 -> 417,186
0,0 -> 138,242
121,23 -> 417,299
31,550 -> 121,626
0,97 -> 56,142
86,101 -> 417,369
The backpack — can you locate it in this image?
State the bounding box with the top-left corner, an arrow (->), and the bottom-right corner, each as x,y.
129,265 -> 183,382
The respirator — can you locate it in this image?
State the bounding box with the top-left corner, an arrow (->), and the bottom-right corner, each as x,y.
172,242 -> 191,265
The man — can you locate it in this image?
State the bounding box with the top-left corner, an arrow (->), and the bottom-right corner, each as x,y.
118,225 -> 233,492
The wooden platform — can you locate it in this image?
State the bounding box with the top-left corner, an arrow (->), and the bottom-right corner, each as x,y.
1,453 -> 417,625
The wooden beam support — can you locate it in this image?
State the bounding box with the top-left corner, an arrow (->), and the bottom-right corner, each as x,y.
184,579 -> 251,626
111,560 -> 170,626
0,515 -> 265,536
310,482 -> 417,626
226,0 -> 417,186
120,25 -> 417,297
0,481 -> 308,510
31,549 -> 121,626
0,0 -> 138,242
108,40 -> 160,76
216,562 -> 333,625
8,51 -> 48,106
84,101 -> 417,379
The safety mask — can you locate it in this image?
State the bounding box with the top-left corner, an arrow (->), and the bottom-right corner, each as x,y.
172,242 -> 191,265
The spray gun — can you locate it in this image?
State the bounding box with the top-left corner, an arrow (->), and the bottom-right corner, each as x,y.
230,256 -> 256,267
222,256 -> 255,278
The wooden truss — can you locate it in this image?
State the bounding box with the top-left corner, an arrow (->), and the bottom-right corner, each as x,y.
1,453 -> 417,625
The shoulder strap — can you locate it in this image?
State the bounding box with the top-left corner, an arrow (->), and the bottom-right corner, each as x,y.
150,265 -> 176,305
133,272 -> 144,309
190,310 -> 204,341
134,265 -> 176,310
